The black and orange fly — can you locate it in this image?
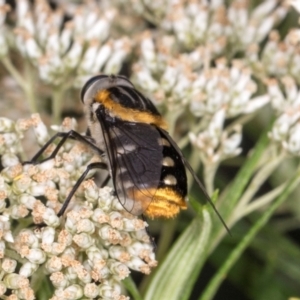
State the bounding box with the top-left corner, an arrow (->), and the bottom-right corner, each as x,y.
28,75 -> 228,230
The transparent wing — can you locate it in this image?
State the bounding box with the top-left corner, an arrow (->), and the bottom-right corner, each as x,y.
104,120 -> 163,215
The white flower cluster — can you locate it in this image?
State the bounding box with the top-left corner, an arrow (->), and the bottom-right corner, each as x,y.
227,0 -> 288,50
133,33 -> 271,112
188,59 -> 271,163
126,0 -> 288,53
133,37 -> 269,163
246,1 -> 300,83
0,118 -> 25,155
189,59 -> 270,118
257,29 -> 300,84
189,110 -> 243,165
132,31 -> 212,111
1,0 -> 131,86
0,115 -> 156,300
268,77 -> 300,156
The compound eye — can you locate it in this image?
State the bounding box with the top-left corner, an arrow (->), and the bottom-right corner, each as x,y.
81,74 -> 135,104
80,75 -> 108,103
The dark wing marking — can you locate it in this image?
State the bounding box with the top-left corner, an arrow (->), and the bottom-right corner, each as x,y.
100,116 -> 163,215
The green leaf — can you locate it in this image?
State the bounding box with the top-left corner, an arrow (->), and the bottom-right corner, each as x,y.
144,209 -> 212,300
123,276 -> 143,300
207,122 -> 274,252
220,122 -> 273,218
199,171 -> 300,300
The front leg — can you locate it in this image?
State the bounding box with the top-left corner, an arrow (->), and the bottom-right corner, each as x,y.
24,130 -> 102,165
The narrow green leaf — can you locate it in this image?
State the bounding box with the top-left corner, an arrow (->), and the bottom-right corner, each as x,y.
144,209 -> 212,300
35,277 -> 53,300
200,172 -> 300,300
221,122 -> 273,217
123,276 -> 143,300
252,224 -> 300,283
208,123 -> 273,251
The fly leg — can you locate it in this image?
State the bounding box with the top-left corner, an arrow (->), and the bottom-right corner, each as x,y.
25,131 -> 107,227
35,162 -> 108,228
57,162 -> 107,217
24,130 -> 102,165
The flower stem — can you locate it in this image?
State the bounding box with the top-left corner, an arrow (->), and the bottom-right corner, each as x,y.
233,151 -> 285,213
1,56 -> 28,90
164,109 -> 182,136
239,182 -> 286,218
52,86 -> 65,124
208,121 -> 272,251
203,162 -> 218,196
24,60 -> 38,113
1,57 -> 38,113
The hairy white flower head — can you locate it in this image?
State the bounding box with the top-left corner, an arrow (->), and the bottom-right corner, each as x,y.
268,77 -> 300,156
1,0 -> 131,86
126,0 -> 287,54
252,29 -> 300,83
189,109 -> 242,164
0,115 -> 156,300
